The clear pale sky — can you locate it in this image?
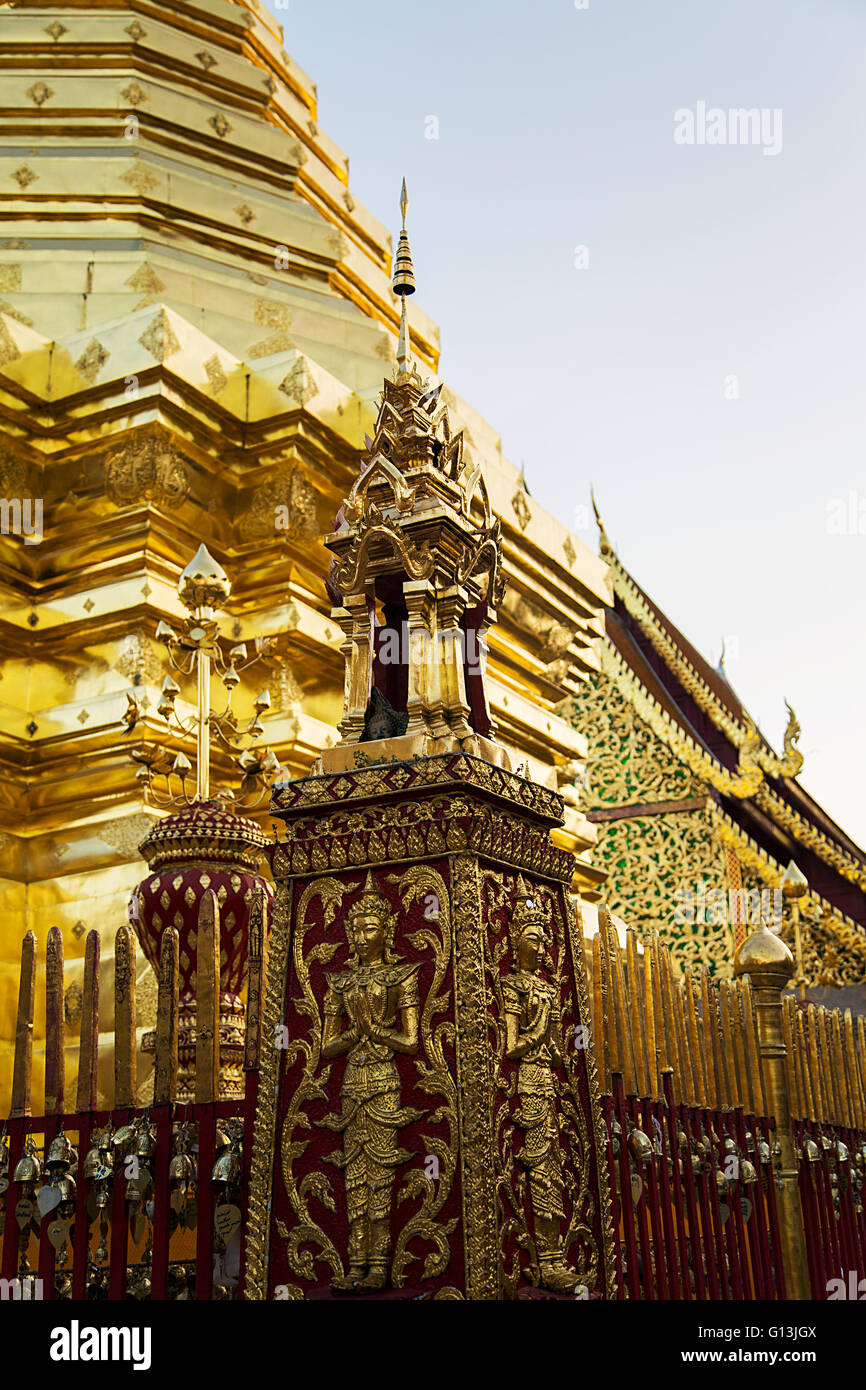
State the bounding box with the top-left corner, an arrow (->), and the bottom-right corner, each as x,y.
266,0 -> 866,848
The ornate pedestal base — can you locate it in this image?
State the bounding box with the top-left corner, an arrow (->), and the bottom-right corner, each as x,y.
245,754 -> 615,1300
132,802 -> 273,1101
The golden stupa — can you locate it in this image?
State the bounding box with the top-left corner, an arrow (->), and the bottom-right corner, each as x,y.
0,0 -> 611,1108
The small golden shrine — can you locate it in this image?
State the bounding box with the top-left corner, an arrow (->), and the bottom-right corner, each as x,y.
245,203 -> 615,1300
0,0 -> 610,1109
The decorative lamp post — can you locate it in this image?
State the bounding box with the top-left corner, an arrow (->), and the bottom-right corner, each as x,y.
124,545 -> 278,1100
734,924 -> 811,1299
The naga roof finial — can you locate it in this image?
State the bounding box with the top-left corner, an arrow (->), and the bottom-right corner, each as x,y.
591,489 -> 614,559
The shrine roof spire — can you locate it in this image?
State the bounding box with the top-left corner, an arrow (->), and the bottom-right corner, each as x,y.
392,178 -> 416,381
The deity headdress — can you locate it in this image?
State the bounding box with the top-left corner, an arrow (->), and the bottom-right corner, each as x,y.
509,874 -> 551,959
344,870 -> 401,964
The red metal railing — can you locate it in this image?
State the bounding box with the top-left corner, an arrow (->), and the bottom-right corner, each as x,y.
0,1092 -> 256,1301
795,1118 -> 866,1298
0,892 -> 264,1301
603,1072 -> 787,1299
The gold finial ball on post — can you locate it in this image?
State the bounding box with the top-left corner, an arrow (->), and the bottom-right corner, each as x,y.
733,902 -> 812,1300
734,923 -> 795,992
781,858 -> 808,1000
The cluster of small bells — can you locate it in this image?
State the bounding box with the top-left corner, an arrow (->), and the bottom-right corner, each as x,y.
0,1118 -> 244,1299
609,1113 -> 773,1287
610,1115 -> 770,1189
610,1112 -> 866,1244
0,1130 -> 78,1295
798,1132 -> 866,1217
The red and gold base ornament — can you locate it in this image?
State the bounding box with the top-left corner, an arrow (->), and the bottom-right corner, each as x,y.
131,802 -> 273,1100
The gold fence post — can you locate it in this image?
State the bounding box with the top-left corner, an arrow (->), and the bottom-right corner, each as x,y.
734,925 -> 810,1299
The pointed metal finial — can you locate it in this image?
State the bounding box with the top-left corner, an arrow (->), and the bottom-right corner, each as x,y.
781,859 -> 808,899
393,179 -> 416,379
177,543 -> 230,612
392,179 -> 416,297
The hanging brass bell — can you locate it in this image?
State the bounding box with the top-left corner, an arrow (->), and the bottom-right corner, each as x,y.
627,1127 -> 654,1165
125,1172 -> 152,1203
83,1147 -> 112,1181
46,1134 -> 76,1171
169,1152 -> 195,1185
13,1151 -> 41,1184
135,1127 -> 156,1160
112,1124 -> 137,1154
55,1175 -> 77,1203
211,1147 -> 241,1186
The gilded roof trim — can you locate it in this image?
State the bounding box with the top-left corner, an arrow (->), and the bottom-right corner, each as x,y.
606,552 -> 803,778
711,805 -> 866,965
600,640 -> 763,798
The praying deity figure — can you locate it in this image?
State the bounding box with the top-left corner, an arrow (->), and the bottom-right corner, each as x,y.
503,884 -> 579,1293
321,873 -> 421,1291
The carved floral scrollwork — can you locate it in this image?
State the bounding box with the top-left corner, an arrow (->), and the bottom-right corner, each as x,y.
331,508 -> 434,595
277,876 -> 346,1284
575,670 -> 702,809
104,432 -> 188,509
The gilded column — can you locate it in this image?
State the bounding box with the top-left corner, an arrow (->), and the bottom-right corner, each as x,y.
334,590 -> 374,744
734,925 -> 810,1300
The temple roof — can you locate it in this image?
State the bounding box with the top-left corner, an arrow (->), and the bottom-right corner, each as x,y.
593,507 -> 866,930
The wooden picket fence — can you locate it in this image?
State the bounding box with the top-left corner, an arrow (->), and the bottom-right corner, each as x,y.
0,891 -> 264,1301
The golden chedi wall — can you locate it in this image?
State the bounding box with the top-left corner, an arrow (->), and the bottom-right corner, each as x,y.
0,0 -> 611,1108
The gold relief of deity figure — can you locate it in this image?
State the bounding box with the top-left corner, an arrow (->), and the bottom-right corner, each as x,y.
320,871 -> 421,1292
502,882 -> 579,1293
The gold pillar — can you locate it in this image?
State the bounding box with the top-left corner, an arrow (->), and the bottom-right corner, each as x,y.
335,591 -> 374,744
734,925 -> 810,1300
403,580 -> 439,740
434,585 -> 472,738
